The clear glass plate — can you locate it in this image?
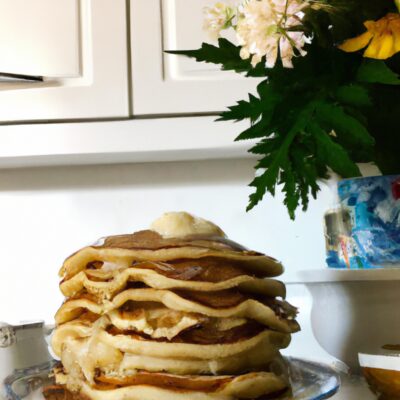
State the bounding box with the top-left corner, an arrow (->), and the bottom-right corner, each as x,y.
2,357 -> 340,400
287,357 -> 340,400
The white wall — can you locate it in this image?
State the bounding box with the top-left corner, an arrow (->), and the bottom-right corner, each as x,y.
0,158 -> 334,324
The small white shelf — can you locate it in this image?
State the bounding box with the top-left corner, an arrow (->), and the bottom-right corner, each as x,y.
285,268 -> 400,284
0,116 -> 256,168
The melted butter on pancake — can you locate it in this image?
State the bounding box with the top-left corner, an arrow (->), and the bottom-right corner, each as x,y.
151,212 -> 226,239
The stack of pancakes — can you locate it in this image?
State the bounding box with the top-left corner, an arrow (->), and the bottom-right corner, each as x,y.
45,213 -> 299,400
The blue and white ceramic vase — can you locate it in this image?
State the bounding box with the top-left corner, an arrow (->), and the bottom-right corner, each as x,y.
325,175 -> 400,269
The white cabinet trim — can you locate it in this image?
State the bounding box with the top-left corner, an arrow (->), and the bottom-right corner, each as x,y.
0,117 -> 256,168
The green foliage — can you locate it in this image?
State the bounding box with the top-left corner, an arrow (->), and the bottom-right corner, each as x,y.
225,47 -> 376,218
168,0 -> 400,219
308,121 -> 362,178
313,101 -> 375,152
217,94 -> 266,123
246,103 -> 318,218
357,60 -> 400,84
367,84 -> 400,174
166,38 -> 266,77
335,84 -> 372,107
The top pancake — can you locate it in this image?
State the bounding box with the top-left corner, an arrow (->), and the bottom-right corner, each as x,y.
60,230 -> 284,280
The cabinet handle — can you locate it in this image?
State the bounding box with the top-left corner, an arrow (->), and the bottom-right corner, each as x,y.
0,72 -> 43,82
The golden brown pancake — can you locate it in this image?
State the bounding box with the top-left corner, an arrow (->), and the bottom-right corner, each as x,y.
59,230 -> 283,281
60,264 -> 286,301
55,288 -> 299,333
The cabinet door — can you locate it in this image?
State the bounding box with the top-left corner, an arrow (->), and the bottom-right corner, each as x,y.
131,0 -> 261,116
0,0 -> 129,122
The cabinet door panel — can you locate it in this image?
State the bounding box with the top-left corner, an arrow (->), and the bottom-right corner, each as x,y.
131,0 -> 261,115
0,0 -> 80,78
0,0 -> 129,122
163,0 -> 238,77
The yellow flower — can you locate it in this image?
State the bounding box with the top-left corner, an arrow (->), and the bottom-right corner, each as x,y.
338,13 -> 400,60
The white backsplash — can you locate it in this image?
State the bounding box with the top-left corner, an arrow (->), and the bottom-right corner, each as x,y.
0,158 -> 335,324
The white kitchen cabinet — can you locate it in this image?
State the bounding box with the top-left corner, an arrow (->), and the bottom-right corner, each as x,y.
130,0 -> 261,115
0,0 -> 129,122
0,0 -> 260,167
0,117 -> 255,168
0,0 -> 80,78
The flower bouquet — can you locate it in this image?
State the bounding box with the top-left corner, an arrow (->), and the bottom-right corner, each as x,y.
169,0 -> 400,219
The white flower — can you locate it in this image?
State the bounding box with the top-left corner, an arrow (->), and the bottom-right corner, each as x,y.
280,31 -> 310,68
203,3 -> 236,39
236,0 -> 309,68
